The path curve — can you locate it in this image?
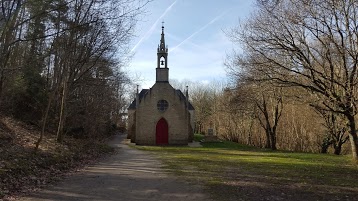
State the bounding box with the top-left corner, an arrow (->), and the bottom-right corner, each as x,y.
18,134 -> 212,201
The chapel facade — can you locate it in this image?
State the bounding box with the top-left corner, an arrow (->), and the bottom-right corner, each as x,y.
127,25 -> 195,145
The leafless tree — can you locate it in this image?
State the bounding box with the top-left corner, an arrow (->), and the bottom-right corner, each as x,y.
313,108 -> 349,155
228,0 -> 358,161
0,0 -> 148,150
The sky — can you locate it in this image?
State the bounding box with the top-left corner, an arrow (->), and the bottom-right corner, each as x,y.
128,0 -> 255,89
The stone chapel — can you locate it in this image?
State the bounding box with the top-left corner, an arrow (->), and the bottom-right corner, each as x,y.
127,25 -> 195,145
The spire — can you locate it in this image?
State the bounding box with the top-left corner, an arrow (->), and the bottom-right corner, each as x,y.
156,22 -> 169,82
158,21 -> 167,53
157,21 -> 168,69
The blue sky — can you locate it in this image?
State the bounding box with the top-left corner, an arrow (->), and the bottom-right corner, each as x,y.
128,0 -> 255,88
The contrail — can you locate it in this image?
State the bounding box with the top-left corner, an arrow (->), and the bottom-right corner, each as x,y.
170,10 -> 228,52
166,32 -> 204,50
131,0 -> 178,52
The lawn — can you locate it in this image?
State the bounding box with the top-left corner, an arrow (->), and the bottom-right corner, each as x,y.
134,135 -> 358,201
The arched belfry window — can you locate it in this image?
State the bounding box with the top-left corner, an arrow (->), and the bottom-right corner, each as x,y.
160,57 -> 166,68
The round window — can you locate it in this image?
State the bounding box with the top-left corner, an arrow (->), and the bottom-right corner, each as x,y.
157,100 -> 169,112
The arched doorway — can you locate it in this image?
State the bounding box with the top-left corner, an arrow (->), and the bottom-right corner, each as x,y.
156,118 -> 168,145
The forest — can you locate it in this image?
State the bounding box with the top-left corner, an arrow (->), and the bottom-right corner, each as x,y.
0,0 -> 149,197
0,0 -> 148,147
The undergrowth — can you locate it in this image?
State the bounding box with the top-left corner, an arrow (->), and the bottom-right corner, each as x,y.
0,116 -> 115,199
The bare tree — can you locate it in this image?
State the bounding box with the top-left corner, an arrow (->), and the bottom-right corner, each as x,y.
255,88 -> 283,150
227,80 -> 283,150
228,0 -> 358,161
0,0 -> 24,102
0,0 -> 148,151
314,108 -> 349,155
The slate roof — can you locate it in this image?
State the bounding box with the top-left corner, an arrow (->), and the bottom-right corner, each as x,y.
175,90 -> 195,110
128,89 -> 195,110
128,89 -> 149,110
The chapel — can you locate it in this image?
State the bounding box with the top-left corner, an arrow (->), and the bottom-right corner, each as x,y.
127,25 -> 195,145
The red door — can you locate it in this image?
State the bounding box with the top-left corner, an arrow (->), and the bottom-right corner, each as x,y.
156,118 -> 168,145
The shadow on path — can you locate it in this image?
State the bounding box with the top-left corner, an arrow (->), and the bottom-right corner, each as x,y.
18,134 -> 211,201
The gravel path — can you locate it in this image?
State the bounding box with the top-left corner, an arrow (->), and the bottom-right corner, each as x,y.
18,134 -> 212,201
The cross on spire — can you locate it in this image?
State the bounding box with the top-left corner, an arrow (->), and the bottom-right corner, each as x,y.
161,21 -> 165,33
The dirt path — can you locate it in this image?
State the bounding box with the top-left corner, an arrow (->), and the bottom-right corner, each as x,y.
18,134 -> 212,201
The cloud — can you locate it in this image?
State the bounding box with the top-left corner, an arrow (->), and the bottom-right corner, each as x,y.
131,0 -> 178,52
169,10 -> 229,52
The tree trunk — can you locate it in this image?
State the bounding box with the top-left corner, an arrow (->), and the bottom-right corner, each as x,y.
346,114 -> 358,162
56,81 -> 68,142
35,90 -> 56,151
247,115 -> 254,145
333,134 -> 349,155
0,71 -> 4,106
333,143 -> 342,155
265,128 -> 271,148
270,130 -> 277,150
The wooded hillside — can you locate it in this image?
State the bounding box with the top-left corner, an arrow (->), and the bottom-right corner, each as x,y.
0,115 -> 116,199
0,0 -> 147,145
0,0 -> 146,198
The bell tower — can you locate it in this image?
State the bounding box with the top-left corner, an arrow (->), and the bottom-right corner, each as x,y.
156,22 -> 169,82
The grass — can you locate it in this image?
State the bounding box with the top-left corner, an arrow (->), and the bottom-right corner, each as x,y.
135,138 -> 358,200
193,133 -> 205,142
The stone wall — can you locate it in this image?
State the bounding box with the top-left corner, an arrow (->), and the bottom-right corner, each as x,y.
127,110 -> 135,142
135,82 -> 190,145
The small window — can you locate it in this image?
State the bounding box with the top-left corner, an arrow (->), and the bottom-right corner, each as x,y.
157,100 -> 169,112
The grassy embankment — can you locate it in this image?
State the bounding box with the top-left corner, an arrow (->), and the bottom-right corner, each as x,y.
135,134 -> 358,200
0,116 -> 115,199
